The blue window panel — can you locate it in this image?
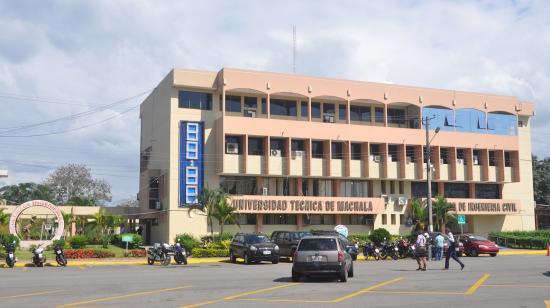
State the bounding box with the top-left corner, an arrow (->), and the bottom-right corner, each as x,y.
455,109 -> 487,133
422,107 -> 454,131
186,141 -> 198,160
186,167 -> 198,185
187,123 -> 199,141
487,113 -> 517,136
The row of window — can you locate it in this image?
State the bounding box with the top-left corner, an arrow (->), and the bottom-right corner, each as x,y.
235,214 -> 376,226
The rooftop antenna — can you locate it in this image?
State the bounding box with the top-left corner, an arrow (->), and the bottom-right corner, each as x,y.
292,25 -> 296,74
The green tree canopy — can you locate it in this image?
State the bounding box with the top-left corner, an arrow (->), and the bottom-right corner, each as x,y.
0,182 -> 54,204
533,155 -> 550,205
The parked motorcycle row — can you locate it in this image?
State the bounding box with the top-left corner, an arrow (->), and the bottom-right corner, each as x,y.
147,239 -> 188,266
3,241 -> 67,268
363,237 -> 417,261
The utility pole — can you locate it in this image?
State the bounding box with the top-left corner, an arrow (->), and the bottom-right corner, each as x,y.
424,115 -> 439,261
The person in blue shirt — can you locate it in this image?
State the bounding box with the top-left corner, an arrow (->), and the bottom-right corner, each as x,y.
435,233 -> 444,261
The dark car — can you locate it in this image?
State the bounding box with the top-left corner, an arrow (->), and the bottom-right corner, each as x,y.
271,231 -> 312,258
292,236 -> 354,282
311,230 -> 358,260
229,233 -> 280,264
458,234 -> 499,257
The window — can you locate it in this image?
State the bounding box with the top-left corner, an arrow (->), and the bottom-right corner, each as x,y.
390,181 -> 395,194
178,90 -> 212,110
504,152 -> 512,167
489,151 -> 496,166
301,101 -> 308,117
220,176 -> 257,195
186,186 -> 197,204
312,179 -> 332,196
148,177 -> 159,209
375,107 -> 384,123
388,145 -> 399,162
444,183 -> 469,198
473,150 -> 481,165
244,97 -> 257,109
312,141 -> 324,158
331,142 -> 343,159
248,137 -> 264,155
475,184 -> 499,199
263,214 -> 297,225
341,214 -> 374,225
311,102 -> 321,118
186,123 -> 199,141
339,104 -> 346,120
391,214 -> 396,225
440,148 -> 449,164
186,141 -> 198,160
291,139 -> 304,151
406,146 -> 415,163
382,214 -> 387,225
351,143 -> 362,160
225,136 -> 241,154
225,95 -> 241,112
186,167 -> 198,185
270,99 -> 297,116
261,98 -> 267,114
400,214 -> 406,225
350,105 -> 371,122
340,180 -> 369,197
411,181 -> 438,198
387,108 -> 405,125
381,181 -> 386,194
323,103 -> 335,115
238,214 -> 257,225
270,138 -> 286,156
370,143 -> 380,156
399,181 -> 404,194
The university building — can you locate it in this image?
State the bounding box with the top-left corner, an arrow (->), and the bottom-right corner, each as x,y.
138,68 -> 535,244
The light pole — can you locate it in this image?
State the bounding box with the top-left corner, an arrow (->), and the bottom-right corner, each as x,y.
424,116 -> 440,260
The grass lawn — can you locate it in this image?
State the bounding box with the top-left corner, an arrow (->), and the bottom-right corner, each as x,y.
9,245 -> 132,260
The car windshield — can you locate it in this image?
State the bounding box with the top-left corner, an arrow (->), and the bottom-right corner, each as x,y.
298,238 -> 337,251
245,235 -> 270,244
468,235 -> 488,241
291,232 -> 312,240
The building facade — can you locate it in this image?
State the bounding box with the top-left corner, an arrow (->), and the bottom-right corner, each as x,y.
138,68 -> 535,244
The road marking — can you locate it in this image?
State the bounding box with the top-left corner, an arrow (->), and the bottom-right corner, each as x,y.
331,277 -> 403,303
545,300 -> 550,308
369,290 -> 463,295
0,290 -> 64,300
180,283 -> 298,308
238,297 -> 330,303
483,284 -> 550,289
465,273 -> 490,295
58,285 -> 191,307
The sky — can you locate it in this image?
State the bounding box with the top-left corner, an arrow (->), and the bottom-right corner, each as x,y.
0,0 -> 549,205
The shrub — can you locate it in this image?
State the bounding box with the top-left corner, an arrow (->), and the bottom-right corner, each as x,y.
111,233 -> 143,249
123,249 -> 146,258
488,231 -> 550,249
348,234 -> 370,246
68,235 -> 88,249
200,233 -> 234,246
0,234 -> 20,248
175,233 -> 201,255
205,240 -> 231,250
369,228 -> 391,244
52,239 -> 67,249
64,249 -> 115,259
192,248 -> 229,258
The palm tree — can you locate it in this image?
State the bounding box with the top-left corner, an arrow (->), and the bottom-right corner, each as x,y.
90,208 -> 108,236
432,195 -> 456,232
212,192 -> 240,238
62,211 -> 75,237
410,198 -> 428,234
187,187 -> 219,237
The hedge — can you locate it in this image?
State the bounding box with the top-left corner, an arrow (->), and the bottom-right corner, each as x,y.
175,233 -> 201,255
124,249 -> 146,258
64,249 -> 116,259
111,233 -> 143,249
191,248 -> 229,258
68,235 -> 88,249
489,231 -> 550,249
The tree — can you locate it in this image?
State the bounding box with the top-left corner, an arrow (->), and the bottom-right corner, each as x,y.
0,208 -> 10,234
0,182 -> 54,204
410,198 -> 428,234
432,195 -> 456,232
67,196 -> 96,206
212,192 -> 240,238
533,155 -> 550,205
187,187 -> 219,237
44,164 -> 111,205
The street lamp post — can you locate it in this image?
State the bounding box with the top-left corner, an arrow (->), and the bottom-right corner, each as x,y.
424,115 -> 439,261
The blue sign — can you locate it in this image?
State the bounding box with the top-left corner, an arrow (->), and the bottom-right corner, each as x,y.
457,214 -> 466,225
179,121 -> 204,206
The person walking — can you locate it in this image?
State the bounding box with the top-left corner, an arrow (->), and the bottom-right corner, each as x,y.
435,233 -> 444,261
415,232 -> 427,271
444,228 -> 465,270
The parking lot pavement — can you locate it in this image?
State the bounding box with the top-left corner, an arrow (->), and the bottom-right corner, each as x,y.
0,256 -> 548,308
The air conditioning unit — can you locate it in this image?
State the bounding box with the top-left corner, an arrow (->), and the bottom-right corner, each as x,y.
244,110 -> 256,117
226,142 -> 239,154
406,157 -> 412,164
323,114 -> 335,123
381,194 -> 389,204
155,201 -> 162,210
457,158 -> 464,164
262,187 -> 268,196
270,149 -> 281,157
398,197 -> 407,206
373,155 -> 381,162
292,151 -> 304,159
473,156 -> 479,165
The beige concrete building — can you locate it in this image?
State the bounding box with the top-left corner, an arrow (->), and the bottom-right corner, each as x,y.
138,68 -> 535,244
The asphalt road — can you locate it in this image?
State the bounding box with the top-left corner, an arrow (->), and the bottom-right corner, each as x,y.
0,255 -> 549,308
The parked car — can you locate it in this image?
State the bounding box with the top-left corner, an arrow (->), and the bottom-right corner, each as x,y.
292,236 -> 354,282
430,232 -> 464,257
311,230 -> 359,261
458,234 -> 499,257
229,233 -> 279,264
271,231 -> 312,258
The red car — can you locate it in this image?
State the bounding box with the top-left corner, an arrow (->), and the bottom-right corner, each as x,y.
459,234 -> 499,257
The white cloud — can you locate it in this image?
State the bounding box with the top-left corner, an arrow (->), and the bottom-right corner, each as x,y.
0,0 -> 549,203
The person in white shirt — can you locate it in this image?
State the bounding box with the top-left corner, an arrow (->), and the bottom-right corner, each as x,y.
444,228 -> 465,270
415,231 -> 427,271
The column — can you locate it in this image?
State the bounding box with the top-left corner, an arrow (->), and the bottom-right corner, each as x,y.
267,93 -> 271,119
431,146 -> 441,180
335,214 -> 342,225
438,182 -> 445,196
496,150 -> 505,182
465,148 -> 474,181
296,214 -> 303,231
380,143 -> 388,178
344,141 -> 351,177
415,145 -> 424,179
361,142 -> 370,178
449,147 -> 457,181
263,136 -> 270,174
511,151 -> 520,182
324,140 -> 331,177
398,144 -> 406,178
346,99 -> 351,124
308,97 -> 312,122
383,104 -> 388,127
284,137 -> 291,175
242,135 -> 248,174
469,183 -> 476,199
296,178 -> 303,196
256,214 -> 263,233
305,139 -> 312,176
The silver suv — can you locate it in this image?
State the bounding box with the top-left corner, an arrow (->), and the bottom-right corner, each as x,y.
292,236 -> 354,282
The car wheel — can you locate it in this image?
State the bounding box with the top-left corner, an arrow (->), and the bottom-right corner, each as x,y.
272,258 -> 279,264
340,268 -> 348,282
147,257 -> 154,265
291,269 -> 301,282
469,249 -> 479,257
229,251 -> 236,263
351,254 -> 357,261
244,253 -> 251,264
348,262 -> 354,278
490,253 -> 497,257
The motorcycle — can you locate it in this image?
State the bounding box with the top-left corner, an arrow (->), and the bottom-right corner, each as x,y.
32,244 -> 46,267
408,244 -> 417,259
397,238 -> 411,259
380,241 -> 399,260
173,240 -> 188,265
54,244 -> 67,267
363,242 -> 376,260
147,243 -> 171,266
5,241 -> 17,268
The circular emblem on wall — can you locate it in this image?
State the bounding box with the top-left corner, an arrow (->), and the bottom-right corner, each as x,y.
8,200 -> 65,240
